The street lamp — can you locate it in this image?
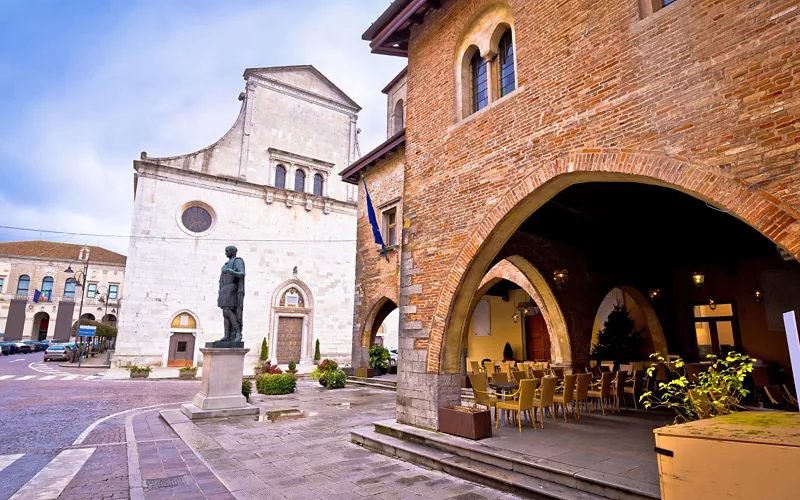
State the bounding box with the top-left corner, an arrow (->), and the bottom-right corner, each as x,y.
65,247 -> 90,364
96,285 -> 119,364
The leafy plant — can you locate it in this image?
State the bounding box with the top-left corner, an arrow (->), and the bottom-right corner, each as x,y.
266,364 -> 283,375
640,352 -> 756,424
314,339 -> 321,361
70,319 -> 118,338
309,367 -> 322,380
591,303 -> 645,366
503,342 -> 514,360
326,369 -> 347,389
256,373 -> 296,395
179,366 -> 197,372
260,338 -> 269,361
128,366 -> 152,373
242,378 -> 251,401
288,360 -> 297,371
318,359 -> 338,373
369,345 -> 390,369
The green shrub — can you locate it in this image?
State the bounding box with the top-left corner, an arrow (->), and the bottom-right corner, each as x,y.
326,369 -> 346,389
70,319 -> 118,338
242,378 -> 251,401
314,339 -> 321,361
288,360 -> 297,371
256,373 -> 296,395
128,366 -> 151,373
260,338 -> 269,361
179,366 -> 197,372
318,359 -> 338,373
369,345 -> 390,369
309,367 -> 322,380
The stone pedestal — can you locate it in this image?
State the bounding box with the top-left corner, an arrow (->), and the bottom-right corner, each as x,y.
181,347 -> 259,420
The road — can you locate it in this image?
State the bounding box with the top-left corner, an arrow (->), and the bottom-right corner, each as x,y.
0,351 -> 198,499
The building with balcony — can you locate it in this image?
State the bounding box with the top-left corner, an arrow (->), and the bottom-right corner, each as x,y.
0,241 -> 126,341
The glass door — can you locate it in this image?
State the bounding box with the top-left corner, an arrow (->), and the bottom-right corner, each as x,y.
692,302 -> 739,357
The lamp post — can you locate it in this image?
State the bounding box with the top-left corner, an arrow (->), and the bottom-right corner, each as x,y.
96,286 -> 117,364
65,247 -> 90,365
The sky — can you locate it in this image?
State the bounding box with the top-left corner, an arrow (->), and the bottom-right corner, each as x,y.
0,0 -> 405,254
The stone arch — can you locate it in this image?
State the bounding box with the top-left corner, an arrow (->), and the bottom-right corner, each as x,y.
591,286 -> 668,358
363,297 -> 399,349
467,257 -> 570,364
165,310 -> 199,368
432,150 -> 800,373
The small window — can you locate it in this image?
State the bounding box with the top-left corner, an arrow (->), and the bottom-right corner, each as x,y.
692,302 -> 738,358
471,53 -> 489,113
382,208 -> 398,247
294,169 -> 306,193
393,100 -> 405,134
41,277 -> 54,301
17,275 -> 30,296
108,284 -> 119,299
64,278 -> 77,298
313,174 -> 324,197
87,283 -> 97,298
0,277 -> 4,293
177,341 -> 187,353
498,30 -> 515,97
275,165 -> 286,189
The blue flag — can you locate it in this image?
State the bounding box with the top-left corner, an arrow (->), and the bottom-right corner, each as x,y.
363,178 -> 389,262
33,289 -> 41,303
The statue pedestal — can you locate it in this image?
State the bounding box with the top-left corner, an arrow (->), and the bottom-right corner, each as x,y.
181,347 -> 259,420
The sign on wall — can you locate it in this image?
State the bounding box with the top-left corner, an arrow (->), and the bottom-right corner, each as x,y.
474,299 -> 491,337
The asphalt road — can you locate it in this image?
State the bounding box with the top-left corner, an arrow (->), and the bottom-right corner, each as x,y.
0,351 -> 199,499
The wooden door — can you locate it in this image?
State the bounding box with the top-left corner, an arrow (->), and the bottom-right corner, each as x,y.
276,317 -> 303,364
526,314 -> 551,361
167,333 -> 195,367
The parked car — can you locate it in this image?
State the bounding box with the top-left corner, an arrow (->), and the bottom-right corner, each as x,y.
2,342 -> 19,355
38,341 -> 50,350
1,343 -> 11,355
389,348 -> 398,363
22,341 -> 41,352
43,345 -> 70,362
13,342 -> 31,354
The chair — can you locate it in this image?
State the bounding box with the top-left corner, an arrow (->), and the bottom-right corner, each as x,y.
483,360 -> 496,375
589,360 -> 598,368
631,362 -> 645,372
553,374 -> 577,422
587,372 -> 614,415
587,366 -> 602,378
499,361 -> 513,376
491,372 -> 509,384
468,374 -> 497,415
533,369 -> 546,379
512,370 -> 528,383
783,384 -> 798,406
495,379 -> 539,432
601,360 -> 614,371
599,365 -> 611,373
624,370 -> 646,409
532,376 -> 558,428
619,364 -> 633,376
574,373 -> 592,418
613,370 -> 628,412
552,366 -> 565,379
469,360 -> 482,374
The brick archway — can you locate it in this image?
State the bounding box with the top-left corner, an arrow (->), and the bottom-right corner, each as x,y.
432,151 -> 800,373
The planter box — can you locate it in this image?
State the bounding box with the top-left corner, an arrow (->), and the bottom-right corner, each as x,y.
355,367 -> 374,378
253,367 -> 262,376
389,365 -> 397,375
654,412 -> 800,500
438,406 -> 492,440
286,370 -> 298,374
130,371 -> 150,379
179,371 -> 197,380
313,359 -> 320,366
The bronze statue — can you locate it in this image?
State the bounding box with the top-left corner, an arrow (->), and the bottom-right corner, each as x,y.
216,245 -> 245,344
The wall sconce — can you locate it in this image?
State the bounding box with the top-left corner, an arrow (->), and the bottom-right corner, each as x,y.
553,269 -> 569,285
648,289 -> 661,301
512,313 -> 519,323
752,289 -> 764,304
692,271 -> 705,287
708,298 -> 717,311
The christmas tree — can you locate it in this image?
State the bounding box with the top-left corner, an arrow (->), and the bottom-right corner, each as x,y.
591,303 -> 645,366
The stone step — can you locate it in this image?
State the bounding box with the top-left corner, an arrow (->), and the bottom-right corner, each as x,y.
351,426 -> 601,500
346,377 -> 397,391
368,419 -> 660,500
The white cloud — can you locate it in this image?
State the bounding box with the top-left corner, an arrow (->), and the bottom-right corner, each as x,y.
0,0 -> 404,254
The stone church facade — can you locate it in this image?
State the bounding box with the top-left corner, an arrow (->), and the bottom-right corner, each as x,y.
114,65 -> 360,369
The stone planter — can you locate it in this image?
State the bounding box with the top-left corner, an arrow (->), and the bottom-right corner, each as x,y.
313,358 -> 320,366
253,366 -> 263,376
355,367 -> 374,378
286,369 -> 298,374
372,366 -> 385,377
654,412 -> 800,500
389,365 -> 397,374
438,406 -> 492,440
179,371 -> 197,380
130,371 -> 150,379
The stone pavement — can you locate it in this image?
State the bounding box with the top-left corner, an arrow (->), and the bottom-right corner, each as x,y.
159,380 -> 523,499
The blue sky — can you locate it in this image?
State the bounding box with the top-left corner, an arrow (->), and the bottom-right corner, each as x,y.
0,0 -> 404,253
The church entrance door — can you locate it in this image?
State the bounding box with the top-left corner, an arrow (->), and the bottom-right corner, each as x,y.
167,333 -> 195,367
276,317 -> 303,364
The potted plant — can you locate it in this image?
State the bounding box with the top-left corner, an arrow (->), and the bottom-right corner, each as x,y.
316,359 -> 338,387
286,360 -> 298,374
369,344 -> 390,377
325,369 -> 347,389
254,364 -> 263,375
439,406 -> 492,440
129,366 -> 151,379
179,366 -> 198,380
313,339 -> 321,366
260,337 -> 269,363
502,342 -> 514,361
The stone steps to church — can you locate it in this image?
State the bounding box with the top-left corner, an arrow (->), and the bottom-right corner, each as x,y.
346,376 -> 397,391
352,419 -> 659,500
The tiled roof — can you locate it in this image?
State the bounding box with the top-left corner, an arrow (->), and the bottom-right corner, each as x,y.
0,241 -> 127,266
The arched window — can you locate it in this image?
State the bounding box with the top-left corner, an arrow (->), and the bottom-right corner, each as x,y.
275,165 -> 286,189
313,174 -> 324,196
41,277 -> 54,300
280,287 -> 305,308
64,278 -> 77,298
16,275 -> 30,295
171,312 -> 197,330
471,52 -> 489,113
498,29 -> 515,97
294,169 -> 306,193
393,100 -> 405,134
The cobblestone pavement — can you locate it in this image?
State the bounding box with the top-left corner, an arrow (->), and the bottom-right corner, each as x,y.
162,380 -> 523,500
0,352 -> 199,499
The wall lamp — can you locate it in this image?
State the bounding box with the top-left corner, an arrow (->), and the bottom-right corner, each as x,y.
553,269 -> 569,286
692,271 -> 706,287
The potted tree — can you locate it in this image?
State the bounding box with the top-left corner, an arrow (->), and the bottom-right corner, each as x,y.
503,342 -> 514,361
369,345 -> 390,377
286,360 -> 298,374
258,337 -> 269,375
179,366 -> 198,380
313,339 -> 321,366
590,303 -> 644,369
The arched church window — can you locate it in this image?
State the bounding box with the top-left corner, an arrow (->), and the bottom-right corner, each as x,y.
171,312 -> 197,329
181,206 -> 212,233
294,170 -> 306,193
471,52 -> 489,113
280,288 -> 305,308
313,174 -> 324,196
498,29 -> 515,97
275,165 -> 286,189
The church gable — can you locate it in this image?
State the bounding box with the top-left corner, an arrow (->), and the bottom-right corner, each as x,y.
244,65 -> 360,111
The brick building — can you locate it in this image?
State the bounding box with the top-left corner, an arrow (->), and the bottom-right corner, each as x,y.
0,241 -> 125,342
348,0 -> 800,429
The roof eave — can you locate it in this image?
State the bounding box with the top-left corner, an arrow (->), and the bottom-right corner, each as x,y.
340,131 -> 406,184
363,0 -> 441,57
